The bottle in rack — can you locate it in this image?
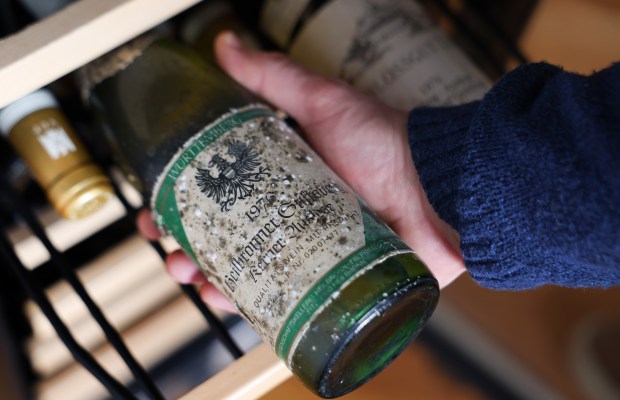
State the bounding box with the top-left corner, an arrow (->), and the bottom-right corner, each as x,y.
79,34 -> 439,397
180,0 -> 262,61
255,0 -> 492,109
0,89 -> 112,219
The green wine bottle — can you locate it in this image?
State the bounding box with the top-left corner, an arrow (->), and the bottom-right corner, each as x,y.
79,34 -> 439,398
180,0 -> 262,61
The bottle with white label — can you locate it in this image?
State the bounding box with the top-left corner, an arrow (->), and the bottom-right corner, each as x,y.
0,89 -> 112,219
79,35 -> 439,398
258,0 -> 491,109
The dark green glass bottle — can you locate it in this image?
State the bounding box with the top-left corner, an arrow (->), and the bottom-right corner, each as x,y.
80,34 -> 439,398
180,0 -> 262,61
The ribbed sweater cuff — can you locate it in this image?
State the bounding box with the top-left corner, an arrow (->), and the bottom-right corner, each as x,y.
407,63 -> 620,290
407,102 -> 480,232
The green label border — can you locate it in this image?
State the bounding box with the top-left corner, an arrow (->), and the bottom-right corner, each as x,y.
153,108 -> 273,262
275,237 -> 410,360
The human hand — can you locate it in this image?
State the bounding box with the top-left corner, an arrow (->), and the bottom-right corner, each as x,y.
137,31 -> 465,311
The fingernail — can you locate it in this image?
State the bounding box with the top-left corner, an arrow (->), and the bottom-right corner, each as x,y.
221,31 -> 242,49
189,270 -> 206,284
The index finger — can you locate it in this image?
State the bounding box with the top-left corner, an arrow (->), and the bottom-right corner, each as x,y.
136,208 -> 161,241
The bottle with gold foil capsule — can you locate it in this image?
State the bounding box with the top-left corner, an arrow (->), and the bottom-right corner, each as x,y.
255,0 -> 492,109
0,89 -> 112,219
79,35 -> 439,398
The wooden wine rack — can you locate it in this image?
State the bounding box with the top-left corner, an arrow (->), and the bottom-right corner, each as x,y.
4,1 -> 620,400
0,0 -> 290,399
0,0 -> 195,108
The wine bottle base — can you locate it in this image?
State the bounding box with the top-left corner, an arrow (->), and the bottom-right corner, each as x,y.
288,252 -> 439,398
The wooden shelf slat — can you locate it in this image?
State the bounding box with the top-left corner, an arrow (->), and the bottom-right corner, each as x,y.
0,0 -> 202,108
180,343 -> 291,400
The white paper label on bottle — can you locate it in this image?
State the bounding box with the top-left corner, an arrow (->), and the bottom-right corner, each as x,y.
265,0 -> 491,109
152,105 -> 410,358
261,0 -> 312,48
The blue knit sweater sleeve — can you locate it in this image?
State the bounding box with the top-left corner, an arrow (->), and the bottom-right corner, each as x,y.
407,62 -> 620,289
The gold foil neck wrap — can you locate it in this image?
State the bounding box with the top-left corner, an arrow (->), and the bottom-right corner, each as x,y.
47,163 -> 113,219
8,108 -> 113,219
77,33 -> 157,102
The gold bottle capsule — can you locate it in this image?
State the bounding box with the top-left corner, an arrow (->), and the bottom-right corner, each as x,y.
0,89 -> 112,219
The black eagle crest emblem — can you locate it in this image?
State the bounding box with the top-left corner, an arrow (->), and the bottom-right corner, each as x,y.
195,140 -> 270,212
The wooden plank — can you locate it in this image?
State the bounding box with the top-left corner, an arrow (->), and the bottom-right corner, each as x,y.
180,344 -> 291,400
25,235 -> 180,376
7,197 -> 126,269
0,0 -> 202,108
7,173 -> 142,270
261,344 -> 486,400
25,235 -> 166,341
28,269 -> 180,376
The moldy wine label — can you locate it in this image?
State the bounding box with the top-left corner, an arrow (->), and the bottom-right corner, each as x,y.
152,105 -> 411,360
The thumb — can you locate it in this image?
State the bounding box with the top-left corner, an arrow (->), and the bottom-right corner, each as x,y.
214,31 -> 359,128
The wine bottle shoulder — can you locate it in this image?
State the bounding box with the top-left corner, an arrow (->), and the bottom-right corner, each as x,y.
83,38 -> 257,196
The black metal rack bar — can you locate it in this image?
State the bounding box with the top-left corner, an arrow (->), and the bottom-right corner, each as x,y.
0,229 -> 136,400
107,172 -> 245,360
466,0 -> 531,65
0,177 -> 164,400
429,0 -> 508,76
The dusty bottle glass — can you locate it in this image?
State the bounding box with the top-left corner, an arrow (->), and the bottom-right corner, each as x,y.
0,89 -> 112,219
180,0 -> 263,61
257,0 -> 491,109
79,35 -> 439,398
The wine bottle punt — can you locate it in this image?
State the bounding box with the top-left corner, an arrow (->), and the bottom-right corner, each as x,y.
79,35 -> 439,398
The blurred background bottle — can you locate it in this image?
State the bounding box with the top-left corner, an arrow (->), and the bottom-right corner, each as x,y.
0,89 -> 112,219
231,0 -> 492,109
18,0 -> 70,19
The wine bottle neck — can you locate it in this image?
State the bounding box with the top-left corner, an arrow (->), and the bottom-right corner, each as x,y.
77,34 -> 157,104
83,38 -> 260,197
